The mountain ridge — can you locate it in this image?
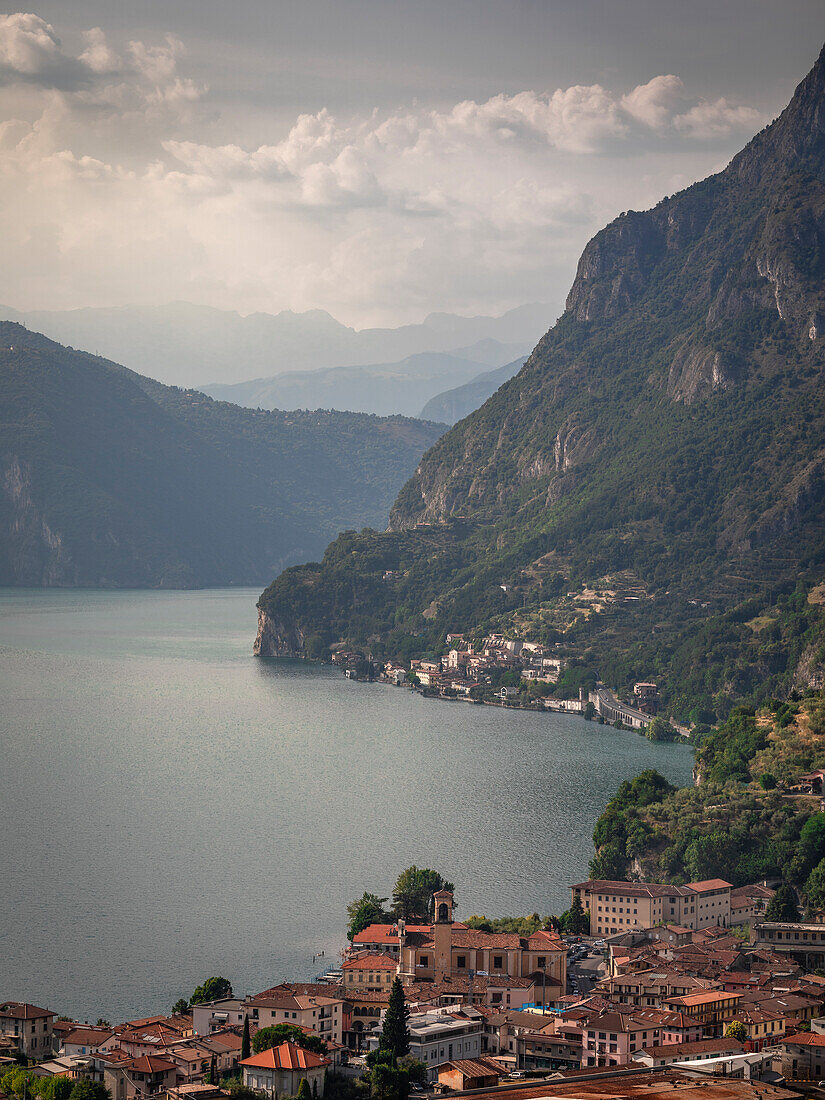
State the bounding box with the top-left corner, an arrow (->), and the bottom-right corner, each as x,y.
0,324 -> 445,587
256,43 -> 825,719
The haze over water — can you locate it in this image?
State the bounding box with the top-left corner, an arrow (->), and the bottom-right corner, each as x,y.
0,588 -> 693,1023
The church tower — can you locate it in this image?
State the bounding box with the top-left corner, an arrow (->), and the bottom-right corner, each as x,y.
432,889 -> 454,982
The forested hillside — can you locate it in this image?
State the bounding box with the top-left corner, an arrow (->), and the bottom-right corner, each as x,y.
258,44 -> 825,721
0,325 -> 444,587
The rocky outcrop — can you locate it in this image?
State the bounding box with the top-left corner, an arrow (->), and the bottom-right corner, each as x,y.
253,605 -> 306,656
667,346 -> 739,403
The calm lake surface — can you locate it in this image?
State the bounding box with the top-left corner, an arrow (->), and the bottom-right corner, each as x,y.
0,588 -> 694,1022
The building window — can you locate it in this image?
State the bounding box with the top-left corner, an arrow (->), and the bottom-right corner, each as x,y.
420,955 -> 429,967
493,956 -> 503,969
457,956 -> 466,969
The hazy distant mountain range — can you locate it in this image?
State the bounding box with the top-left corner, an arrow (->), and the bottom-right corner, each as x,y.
0,324 -> 444,588
202,341 -> 528,418
0,300 -> 554,391
419,356 -> 528,425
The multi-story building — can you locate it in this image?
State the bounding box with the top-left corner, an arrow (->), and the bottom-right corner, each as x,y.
664,991 -> 742,1036
191,998 -> 247,1036
367,1008 -> 484,1082
0,1002 -> 56,1058
341,952 -> 398,991
245,986 -> 344,1045
752,922 -> 825,966
581,1009 -> 703,1067
571,879 -> 733,936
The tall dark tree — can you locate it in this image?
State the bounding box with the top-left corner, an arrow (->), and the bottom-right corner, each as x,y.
241,1016 -> 251,1061
296,1080 -> 312,1100
381,978 -> 410,1059
765,884 -> 801,923
209,1056 -> 218,1086
171,999 -> 189,1016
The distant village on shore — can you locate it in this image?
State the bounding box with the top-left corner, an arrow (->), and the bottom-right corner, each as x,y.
7,878 -> 825,1100
333,630 -> 686,736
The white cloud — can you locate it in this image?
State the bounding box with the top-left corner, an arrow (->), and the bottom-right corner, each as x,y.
0,12 -> 768,324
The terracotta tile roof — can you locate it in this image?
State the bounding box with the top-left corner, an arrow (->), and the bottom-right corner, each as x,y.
684,880 -> 733,892
127,1055 -> 178,1073
0,1002 -> 54,1020
342,953 -> 398,970
639,1038 -> 745,1058
63,1027 -> 115,1046
668,990 -> 741,1007
783,1031 -> 825,1047
352,923 -> 430,945
572,880 -> 692,898
440,1057 -> 506,1078
241,1041 -> 328,1071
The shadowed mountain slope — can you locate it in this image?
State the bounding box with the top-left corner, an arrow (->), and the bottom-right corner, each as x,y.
0,324 -> 444,587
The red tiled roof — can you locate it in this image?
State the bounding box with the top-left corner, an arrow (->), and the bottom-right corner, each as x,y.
684,879 -> 733,892
241,1041 -> 328,1071
782,1031 -> 825,1047
128,1055 -> 178,1073
63,1027 -> 114,1045
0,1002 -> 54,1020
342,952 -> 398,970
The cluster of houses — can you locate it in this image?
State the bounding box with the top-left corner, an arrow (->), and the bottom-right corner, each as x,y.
333,631 -> 663,720
10,882 -> 825,1100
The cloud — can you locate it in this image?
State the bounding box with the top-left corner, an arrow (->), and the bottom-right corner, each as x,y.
0,12 -> 88,89
0,12 -> 768,325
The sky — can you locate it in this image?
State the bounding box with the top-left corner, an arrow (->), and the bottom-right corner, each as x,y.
1,1 -> 823,327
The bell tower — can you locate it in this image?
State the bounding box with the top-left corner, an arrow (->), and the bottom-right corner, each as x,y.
432,889 -> 454,982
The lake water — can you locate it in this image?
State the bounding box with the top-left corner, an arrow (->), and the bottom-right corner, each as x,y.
0,588 -> 694,1023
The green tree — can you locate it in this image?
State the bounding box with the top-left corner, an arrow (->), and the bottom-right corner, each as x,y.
725,1021 -> 747,1043
241,1016 -> 251,1061
95,1019 -> 110,1028
381,978 -> 410,1058
171,999 -> 189,1016
562,894 -> 590,935
805,858 -> 825,911
190,977 -> 233,1006
765,884 -> 800,922
791,813 -> 825,882
297,1079 -> 313,1100
69,1079 -> 110,1100
391,867 -> 454,920
583,701 -> 596,720
209,1056 -> 218,1086
252,1025 -> 326,1056
347,892 -> 390,942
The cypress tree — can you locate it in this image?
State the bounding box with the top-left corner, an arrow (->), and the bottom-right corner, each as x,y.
381,977 -> 410,1058
241,1016 -> 251,1061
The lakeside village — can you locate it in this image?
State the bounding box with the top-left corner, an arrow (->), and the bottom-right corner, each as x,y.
333,631 -> 679,735
13,883 -> 825,1100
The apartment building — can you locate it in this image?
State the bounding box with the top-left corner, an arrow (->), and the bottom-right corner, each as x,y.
571,879 -> 733,936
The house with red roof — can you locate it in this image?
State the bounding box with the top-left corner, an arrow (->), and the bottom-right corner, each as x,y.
240,1041 -> 329,1098
0,1002 -> 56,1058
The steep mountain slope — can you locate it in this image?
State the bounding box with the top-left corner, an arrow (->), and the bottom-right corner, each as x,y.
419,356 -> 528,425
201,345 -> 527,418
0,301 -> 552,388
257,45 -> 825,717
0,324 -> 444,587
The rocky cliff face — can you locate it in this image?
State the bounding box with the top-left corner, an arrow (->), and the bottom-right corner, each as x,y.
254,606 -> 306,657
256,43 -> 825,711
